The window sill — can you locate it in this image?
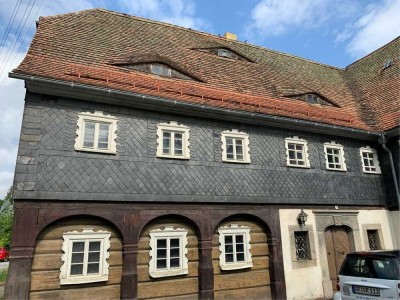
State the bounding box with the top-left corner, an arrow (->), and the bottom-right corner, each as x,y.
326,168 -> 347,172
75,147 -> 116,155
222,159 -> 251,164
60,275 -> 108,285
287,164 -> 310,169
362,171 -> 382,175
149,268 -> 188,278
156,154 -> 190,160
220,262 -> 253,271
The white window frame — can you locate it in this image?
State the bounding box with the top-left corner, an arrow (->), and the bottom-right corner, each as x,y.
323,142 -> 347,171
360,146 -> 381,174
149,226 -> 188,278
156,121 -> 190,159
221,129 -> 251,163
60,228 -> 111,285
284,136 -> 310,168
218,224 -> 253,270
75,111 -> 117,154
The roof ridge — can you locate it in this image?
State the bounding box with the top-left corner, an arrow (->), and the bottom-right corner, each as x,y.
47,8 -> 342,71
345,36 -> 400,69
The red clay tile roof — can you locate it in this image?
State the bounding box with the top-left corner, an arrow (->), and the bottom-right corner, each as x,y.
13,9 -> 400,131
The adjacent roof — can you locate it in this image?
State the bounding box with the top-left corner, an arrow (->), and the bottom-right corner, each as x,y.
13,9 -> 400,131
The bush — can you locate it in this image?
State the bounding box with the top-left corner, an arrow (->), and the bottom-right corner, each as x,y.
0,269 -> 7,283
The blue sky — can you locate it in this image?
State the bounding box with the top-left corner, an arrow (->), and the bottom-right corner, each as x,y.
0,0 -> 399,198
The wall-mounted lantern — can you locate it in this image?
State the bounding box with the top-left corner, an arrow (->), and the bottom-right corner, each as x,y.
297,209 -> 308,227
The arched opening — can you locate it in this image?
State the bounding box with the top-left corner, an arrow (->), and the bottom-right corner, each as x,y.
137,215 -> 199,299
213,214 -> 272,300
30,215 -> 123,299
324,225 -> 355,291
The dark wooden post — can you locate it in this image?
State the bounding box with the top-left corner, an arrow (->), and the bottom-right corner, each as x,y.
5,206 -> 39,299
198,210 -> 214,300
120,211 -> 140,300
121,243 -> 138,300
199,239 -> 214,299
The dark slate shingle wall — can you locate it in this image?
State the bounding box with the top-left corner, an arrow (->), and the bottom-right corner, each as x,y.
13,93 -> 386,205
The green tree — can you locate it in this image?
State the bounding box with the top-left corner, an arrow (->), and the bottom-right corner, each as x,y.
0,187 -> 14,248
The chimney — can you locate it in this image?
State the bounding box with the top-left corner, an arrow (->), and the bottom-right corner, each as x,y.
223,32 -> 237,41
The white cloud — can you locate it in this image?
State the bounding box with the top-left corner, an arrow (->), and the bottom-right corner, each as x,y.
344,0 -> 400,58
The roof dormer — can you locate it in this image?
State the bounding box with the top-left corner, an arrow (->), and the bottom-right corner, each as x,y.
194,47 -> 252,62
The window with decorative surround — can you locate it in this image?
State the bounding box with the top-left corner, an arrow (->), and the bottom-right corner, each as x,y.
156,121 -> 190,159
360,146 -> 381,174
289,224 -> 317,269
324,142 -> 347,171
284,136 -> 310,168
149,226 -> 188,278
221,130 -> 251,163
218,224 -> 253,270
75,111 -> 118,154
60,228 -> 111,285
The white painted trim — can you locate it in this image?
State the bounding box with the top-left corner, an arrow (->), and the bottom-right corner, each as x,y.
149,226 -> 188,278
156,121 -> 190,159
75,111 -> 117,154
323,141 -> 347,171
218,224 -> 253,270
221,129 -> 251,163
359,146 -> 381,174
60,228 -> 111,285
284,136 -> 310,168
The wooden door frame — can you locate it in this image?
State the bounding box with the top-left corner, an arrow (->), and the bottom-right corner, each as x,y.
313,210 -> 361,299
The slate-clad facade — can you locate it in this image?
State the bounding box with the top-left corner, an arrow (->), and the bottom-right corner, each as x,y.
5,9 -> 399,300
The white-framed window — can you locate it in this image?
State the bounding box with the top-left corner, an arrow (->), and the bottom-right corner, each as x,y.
360,146 -> 381,174
323,142 -> 347,171
221,129 -> 251,163
151,64 -> 172,77
75,111 -> 118,154
156,121 -> 190,159
218,224 -> 253,270
60,228 -> 111,285
149,226 -> 188,278
284,136 -> 310,168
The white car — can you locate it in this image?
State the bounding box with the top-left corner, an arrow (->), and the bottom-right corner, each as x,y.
336,250 -> 400,300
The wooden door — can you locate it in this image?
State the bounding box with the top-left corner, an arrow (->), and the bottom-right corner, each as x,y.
324,226 -> 351,291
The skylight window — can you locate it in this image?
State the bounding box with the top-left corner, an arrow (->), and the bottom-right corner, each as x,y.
120,63 -> 195,80
289,93 -> 336,107
383,59 -> 393,69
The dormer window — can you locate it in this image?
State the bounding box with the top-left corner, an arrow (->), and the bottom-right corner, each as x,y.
119,63 -> 195,81
194,48 -> 252,62
383,59 -> 393,69
289,93 -> 337,107
151,64 -> 171,77
218,49 -> 234,58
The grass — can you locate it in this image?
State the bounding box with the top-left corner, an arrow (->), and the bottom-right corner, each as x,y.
0,269 -> 7,283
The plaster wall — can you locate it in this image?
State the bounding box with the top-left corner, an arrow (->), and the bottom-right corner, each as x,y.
280,209 -> 323,300
389,210 -> 400,248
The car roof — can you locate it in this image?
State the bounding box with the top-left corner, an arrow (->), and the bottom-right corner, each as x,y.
346,250 -> 400,259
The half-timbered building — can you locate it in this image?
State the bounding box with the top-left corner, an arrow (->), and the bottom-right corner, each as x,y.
5,9 -> 399,300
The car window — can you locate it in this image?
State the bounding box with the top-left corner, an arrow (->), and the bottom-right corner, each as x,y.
341,256 -> 399,280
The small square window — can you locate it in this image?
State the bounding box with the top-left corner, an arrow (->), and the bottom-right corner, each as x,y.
156,121 -> 190,159
294,231 -> 310,260
75,111 -> 117,154
221,130 -> 250,163
324,142 -> 347,171
360,146 -> 381,174
149,226 -> 188,278
151,64 -> 172,77
367,230 -> 381,250
60,228 -> 111,285
218,224 -> 253,270
285,136 -> 310,168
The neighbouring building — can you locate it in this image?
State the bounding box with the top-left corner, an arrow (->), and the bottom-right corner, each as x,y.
5,9 -> 399,300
